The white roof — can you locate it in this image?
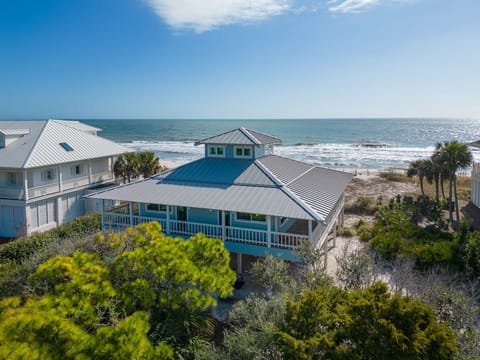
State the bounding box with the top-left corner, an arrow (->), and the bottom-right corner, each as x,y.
0,120 -> 131,169
0,129 -> 31,136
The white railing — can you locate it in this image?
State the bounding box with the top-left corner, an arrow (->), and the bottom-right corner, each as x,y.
0,187 -> 25,200
102,213 -> 306,250
28,182 -> 60,198
272,231 -> 307,249
63,176 -> 90,190
91,171 -> 113,183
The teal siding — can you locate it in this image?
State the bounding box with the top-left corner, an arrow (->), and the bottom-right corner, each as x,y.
225,241 -> 300,262
188,207 -> 218,225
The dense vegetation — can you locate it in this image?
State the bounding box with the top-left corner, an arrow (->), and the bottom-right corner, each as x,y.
1,209 -> 478,358
364,194 -> 480,281
0,222 -> 235,359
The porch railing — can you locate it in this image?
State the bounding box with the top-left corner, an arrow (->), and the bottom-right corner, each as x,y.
102,212 -> 307,251
0,187 -> 25,200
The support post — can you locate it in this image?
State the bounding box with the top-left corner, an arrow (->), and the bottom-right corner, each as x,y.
166,205 -> 171,234
333,220 -> 337,248
222,210 -> 226,241
23,169 -> 29,201
308,220 -> 313,243
88,160 -> 92,184
57,197 -> 63,226
323,234 -> 328,270
267,215 -> 272,248
100,199 -> 104,231
237,253 -> 242,274
129,202 -> 134,227
58,166 -> 63,192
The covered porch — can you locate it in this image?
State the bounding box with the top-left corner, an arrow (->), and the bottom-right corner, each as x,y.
99,197 -> 344,263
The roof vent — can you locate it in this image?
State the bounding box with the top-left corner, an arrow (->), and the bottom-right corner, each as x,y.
0,129 -> 30,148
59,142 -> 74,152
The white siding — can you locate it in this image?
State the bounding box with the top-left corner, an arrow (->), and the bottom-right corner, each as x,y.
61,191 -> 86,223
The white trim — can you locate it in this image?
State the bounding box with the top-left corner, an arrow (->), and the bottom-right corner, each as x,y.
234,146 -> 253,159
146,203 -> 168,213
207,145 -> 226,158
235,211 -> 267,223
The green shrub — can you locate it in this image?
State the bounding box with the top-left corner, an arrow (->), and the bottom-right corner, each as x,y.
345,197 -> 379,215
359,230 -> 371,242
0,213 -> 101,264
340,227 -> 354,237
370,233 -> 402,260
414,241 -> 457,270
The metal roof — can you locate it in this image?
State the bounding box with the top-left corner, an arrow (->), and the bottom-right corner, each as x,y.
53,120 -> 102,133
0,120 -> 131,169
0,129 -> 31,136
195,128 -> 282,146
88,153 -> 353,222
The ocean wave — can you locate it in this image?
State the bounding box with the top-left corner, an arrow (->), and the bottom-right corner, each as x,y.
120,141 -> 480,170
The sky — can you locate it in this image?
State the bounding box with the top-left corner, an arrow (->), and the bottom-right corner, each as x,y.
0,0 -> 479,119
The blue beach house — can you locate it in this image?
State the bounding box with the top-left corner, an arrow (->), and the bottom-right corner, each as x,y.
88,128 -> 353,271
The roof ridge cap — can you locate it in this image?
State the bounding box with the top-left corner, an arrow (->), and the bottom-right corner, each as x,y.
255,159 -> 322,221
285,165 -> 316,186
240,127 -> 260,145
21,120 -> 50,168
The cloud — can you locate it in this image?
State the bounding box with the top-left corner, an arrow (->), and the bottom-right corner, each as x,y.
328,0 -> 415,13
144,0 -> 292,33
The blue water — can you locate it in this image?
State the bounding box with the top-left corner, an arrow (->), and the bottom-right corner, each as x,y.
81,118 -> 480,169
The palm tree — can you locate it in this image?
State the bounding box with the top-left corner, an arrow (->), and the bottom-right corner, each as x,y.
407,159 -> 430,195
137,151 -> 162,178
113,153 -> 139,184
437,141 -> 473,225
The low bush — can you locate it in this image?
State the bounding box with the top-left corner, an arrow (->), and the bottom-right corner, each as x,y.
345,197 -> 379,215
339,227 -> 354,237
379,172 -> 411,183
0,213 -> 101,264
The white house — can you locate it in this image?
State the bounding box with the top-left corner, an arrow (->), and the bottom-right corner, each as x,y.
0,119 -> 130,238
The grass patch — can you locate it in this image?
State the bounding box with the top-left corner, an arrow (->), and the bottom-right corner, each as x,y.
379,172 -> 412,183
345,197 -> 379,215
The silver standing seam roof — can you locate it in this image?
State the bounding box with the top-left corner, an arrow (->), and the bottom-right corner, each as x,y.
0,119 -> 131,169
195,127 -> 282,146
88,153 -> 353,222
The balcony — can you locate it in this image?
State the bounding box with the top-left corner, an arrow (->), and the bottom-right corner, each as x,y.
0,186 -> 25,200
102,212 -> 310,251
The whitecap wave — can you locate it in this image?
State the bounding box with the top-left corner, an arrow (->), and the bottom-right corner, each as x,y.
121,141 -> 480,170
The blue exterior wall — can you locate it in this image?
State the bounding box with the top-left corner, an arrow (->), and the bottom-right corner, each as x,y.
204,144 -> 263,160
188,207 -> 218,225
225,241 -> 300,262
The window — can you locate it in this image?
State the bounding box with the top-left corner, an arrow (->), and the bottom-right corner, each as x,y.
147,203 -> 167,212
71,165 -> 83,176
280,217 -> 288,225
236,212 -> 266,222
6,172 -> 20,186
41,169 -> 56,181
234,146 -> 252,158
208,146 -> 225,157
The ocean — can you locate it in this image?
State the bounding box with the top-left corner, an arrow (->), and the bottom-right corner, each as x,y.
81,119 -> 480,170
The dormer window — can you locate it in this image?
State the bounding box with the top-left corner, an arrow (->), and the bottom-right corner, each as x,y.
234,146 -> 252,158
208,146 -> 225,158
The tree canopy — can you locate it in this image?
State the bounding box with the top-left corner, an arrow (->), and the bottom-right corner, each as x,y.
0,222 -> 236,359
275,282 -> 457,360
